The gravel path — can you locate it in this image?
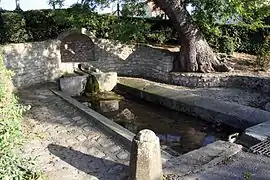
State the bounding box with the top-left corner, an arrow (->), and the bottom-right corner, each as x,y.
18,84 -> 129,180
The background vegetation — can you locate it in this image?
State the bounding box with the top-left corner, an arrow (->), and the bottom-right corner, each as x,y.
0,8 -> 269,54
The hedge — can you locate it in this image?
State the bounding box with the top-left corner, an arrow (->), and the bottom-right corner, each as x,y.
0,9 -> 269,54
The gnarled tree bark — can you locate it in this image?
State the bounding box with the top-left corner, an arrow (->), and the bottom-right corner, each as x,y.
153,0 -> 230,72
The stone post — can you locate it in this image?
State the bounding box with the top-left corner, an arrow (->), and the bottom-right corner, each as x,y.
129,129 -> 163,180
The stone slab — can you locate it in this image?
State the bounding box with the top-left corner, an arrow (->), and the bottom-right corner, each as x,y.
117,78 -> 270,130
91,72 -> 117,92
59,75 -> 87,96
244,120 -> 270,142
179,151 -> 270,180
163,140 -> 242,177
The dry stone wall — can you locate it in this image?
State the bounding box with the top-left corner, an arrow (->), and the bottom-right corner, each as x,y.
2,32 -> 174,88
170,72 -> 270,94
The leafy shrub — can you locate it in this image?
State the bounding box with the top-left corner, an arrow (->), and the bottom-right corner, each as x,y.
0,12 -> 28,43
0,49 -> 42,179
256,37 -> 270,70
203,24 -> 270,54
217,36 -> 234,55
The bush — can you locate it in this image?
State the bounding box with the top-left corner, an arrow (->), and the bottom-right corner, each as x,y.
203,24 -> 270,54
0,49 -> 42,179
217,36 -> 234,55
256,37 -> 270,70
0,12 -> 28,43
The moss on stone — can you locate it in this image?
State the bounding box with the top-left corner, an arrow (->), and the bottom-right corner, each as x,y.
85,75 -> 100,95
89,91 -> 123,101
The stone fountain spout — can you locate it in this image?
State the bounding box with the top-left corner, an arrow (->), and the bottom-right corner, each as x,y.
77,64 -> 118,93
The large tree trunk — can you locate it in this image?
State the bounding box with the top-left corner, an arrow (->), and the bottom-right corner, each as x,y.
153,0 -> 230,72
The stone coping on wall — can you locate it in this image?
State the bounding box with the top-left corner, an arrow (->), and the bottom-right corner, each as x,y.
163,140 -> 242,176
117,77 -> 270,130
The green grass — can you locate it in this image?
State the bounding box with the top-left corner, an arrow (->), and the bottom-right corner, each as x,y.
0,49 -> 42,179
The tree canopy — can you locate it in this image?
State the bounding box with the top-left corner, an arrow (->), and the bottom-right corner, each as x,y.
49,0 -> 269,72
48,0 -> 65,9
60,0 -> 269,25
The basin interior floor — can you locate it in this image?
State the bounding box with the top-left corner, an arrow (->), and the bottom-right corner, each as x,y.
75,91 -> 241,154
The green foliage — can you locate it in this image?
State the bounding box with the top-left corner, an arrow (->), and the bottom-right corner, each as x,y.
256,37 -> 270,70
190,0 -> 270,35
217,36 -> 234,55
48,0 -> 65,9
243,171 -> 252,180
112,18 -> 151,43
0,12 -> 28,43
0,49 -> 42,179
0,9 -> 269,54
203,24 -> 270,54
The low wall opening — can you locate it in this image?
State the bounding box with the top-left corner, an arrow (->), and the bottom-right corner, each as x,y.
60,33 -> 95,62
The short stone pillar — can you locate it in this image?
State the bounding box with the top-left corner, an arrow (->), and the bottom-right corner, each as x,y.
129,129 -> 163,180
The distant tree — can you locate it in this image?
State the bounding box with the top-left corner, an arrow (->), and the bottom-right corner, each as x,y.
15,0 -> 22,11
79,0 -> 114,10
70,3 -> 94,12
48,0 -> 65,10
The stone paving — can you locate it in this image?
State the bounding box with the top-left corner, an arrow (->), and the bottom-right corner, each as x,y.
18,83 -> 130,180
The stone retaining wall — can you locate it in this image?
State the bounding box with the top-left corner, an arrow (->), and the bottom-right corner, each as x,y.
169,73 -> 270,94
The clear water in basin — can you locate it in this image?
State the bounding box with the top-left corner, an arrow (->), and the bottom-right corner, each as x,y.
75,91 -> 240,154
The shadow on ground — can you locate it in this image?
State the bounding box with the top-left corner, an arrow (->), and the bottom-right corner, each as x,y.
48,144 -> 129,179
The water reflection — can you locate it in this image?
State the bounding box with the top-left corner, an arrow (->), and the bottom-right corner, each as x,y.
157,134 -> 182,144
75,93 -> 239,154
113,119 -> 219,153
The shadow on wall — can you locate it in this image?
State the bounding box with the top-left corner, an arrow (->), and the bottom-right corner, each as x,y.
60,33 -> 95,62
58,28 -> 175,83
3,40 -> 61,88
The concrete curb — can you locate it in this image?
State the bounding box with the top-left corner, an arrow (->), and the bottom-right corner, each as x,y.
164,140 -> 242,177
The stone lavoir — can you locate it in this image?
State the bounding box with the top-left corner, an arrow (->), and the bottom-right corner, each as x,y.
69,73 -> 241,154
